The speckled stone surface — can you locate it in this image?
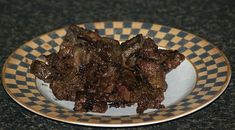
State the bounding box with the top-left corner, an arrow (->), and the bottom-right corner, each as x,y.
0,0 -> 234,129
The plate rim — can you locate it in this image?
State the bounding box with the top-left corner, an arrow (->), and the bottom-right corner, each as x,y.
1,21 -> 232,127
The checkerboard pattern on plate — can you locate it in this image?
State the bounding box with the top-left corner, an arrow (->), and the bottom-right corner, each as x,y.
2,21 -> 231,126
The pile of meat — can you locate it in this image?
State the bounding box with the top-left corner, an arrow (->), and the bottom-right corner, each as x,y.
30,25 -> 185,113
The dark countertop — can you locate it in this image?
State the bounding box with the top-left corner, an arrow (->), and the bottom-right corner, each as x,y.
0,0 -> 234,129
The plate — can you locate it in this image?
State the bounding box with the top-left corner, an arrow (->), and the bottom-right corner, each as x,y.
2,21 -> 231,127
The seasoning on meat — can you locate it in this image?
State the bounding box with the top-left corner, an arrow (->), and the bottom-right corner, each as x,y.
30,25 -> 185,113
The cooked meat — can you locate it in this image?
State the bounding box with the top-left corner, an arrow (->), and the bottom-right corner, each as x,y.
121,34 -> 144,68
30,60 -> 52,82
30,25 -> 185,114
158,49 -> 185,73
135,59 -> 167,91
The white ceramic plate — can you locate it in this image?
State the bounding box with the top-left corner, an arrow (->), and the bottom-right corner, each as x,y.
2,21 -> 231,127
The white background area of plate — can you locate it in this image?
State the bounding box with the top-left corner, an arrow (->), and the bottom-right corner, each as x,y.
36,59 -> 196,116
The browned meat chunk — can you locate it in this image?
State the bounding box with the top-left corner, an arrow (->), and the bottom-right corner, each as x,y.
121,34 -> 144,68
30,60 -> 52,82
136,59 -> 167,91
30,25 -> 185,114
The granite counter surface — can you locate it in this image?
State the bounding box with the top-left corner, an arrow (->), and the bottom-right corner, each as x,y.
0,0 -> 234,129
